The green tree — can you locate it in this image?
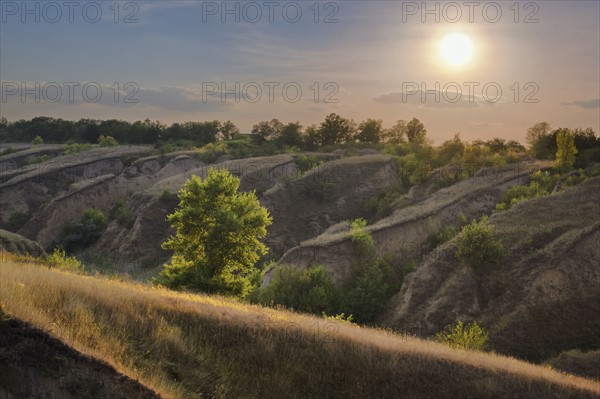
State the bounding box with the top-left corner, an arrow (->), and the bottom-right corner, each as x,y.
405,117 -> 428,145
356,118 -> 383,143
383,120 -> 407,143
278,121 -> 304,147
32,135 -> 44,144
252,119 -> 284,143
157,169 -> 272,296
526,121 -> 551,149
303,124 -> 320,149
317,113 -> 355,145
220,120 -> 240,140
554,128 -> 578,172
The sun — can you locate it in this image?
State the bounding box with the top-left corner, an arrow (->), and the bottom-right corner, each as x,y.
439,33 -> 474,67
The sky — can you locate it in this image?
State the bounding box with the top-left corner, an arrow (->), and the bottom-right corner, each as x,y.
1,0 -> 599,144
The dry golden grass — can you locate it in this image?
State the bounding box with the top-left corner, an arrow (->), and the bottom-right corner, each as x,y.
1,254 -> 599,399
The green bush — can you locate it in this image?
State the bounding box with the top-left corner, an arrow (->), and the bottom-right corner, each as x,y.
427,225 -> 458,248
197,142 -> 229,163
63,142 -> 92,155
25,154 -> 50,165
434,321 -> 489,351
111,201 -> 135,228
349,218 -> 374,256
294,155 -> 322,176
259,265 -> 338,314
495,170 -> 558,212
344,218 -> 396,323
8,211 -> 28,231
564,169 -> 587,187
31,135 -> 44,144
98,135 -> 118,147
343,257 -> 393,323
455,217 -> 503,268
159,189 -> 173,202
56,208 -> 108,252
46,247 -> 83,272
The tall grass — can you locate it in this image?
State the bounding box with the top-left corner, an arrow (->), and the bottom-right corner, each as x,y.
1,255 -> 598,399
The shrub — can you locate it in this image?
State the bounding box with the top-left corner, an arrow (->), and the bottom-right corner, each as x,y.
98,135 -> 118,147
434,321 -> 489,351
25,154 -> 50,165
57,208 -> 108,252
8,211 -> 28,231
46,247 -> 83,272
294,155 -> 322,176
349,218 -> 374,256
495,170 -> 558,212
259,265 -> 338,314
198,142 -> 228,163
564,169 -> 587,187
111,201 -> 135,228
63,142 -> 92,155
159,189 -> 173,201
31,135 -> 44,144
343,257 -> 393,323
345,218 -> 395,323
427,225 -> 458,248
455,217 -> 503,268
322,312 -> 354,323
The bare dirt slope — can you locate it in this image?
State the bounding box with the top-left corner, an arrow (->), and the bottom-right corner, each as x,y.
379,176 -> 600,362
275,161 -> 546,284
0,311 -> 160,399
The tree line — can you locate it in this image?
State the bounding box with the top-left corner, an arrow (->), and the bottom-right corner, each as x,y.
0,114 -> 430,148
1,116 -> 598,165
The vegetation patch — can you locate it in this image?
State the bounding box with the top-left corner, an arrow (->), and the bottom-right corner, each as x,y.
53,208 -> 108,252
435,321 -> 490,351
455,216 -> 504,269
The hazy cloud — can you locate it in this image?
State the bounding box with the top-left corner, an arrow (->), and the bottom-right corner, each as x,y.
560,98 -> 600,109
373,90 -> 496,108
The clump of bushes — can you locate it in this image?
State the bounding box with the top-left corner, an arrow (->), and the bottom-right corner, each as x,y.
31,135 -> 44,144
197,142 -> 229,163
24,154 -> 51,165
8,211 -> 28,231
111,201 -> 135,228
46,247 -> 83,272
98,135 -> 118,147
55,208 -> 108,252
455,216 -> 503,269
159,189 -> 173,202
294,155 -> 322,176
349,218 -> 373,254
495,170 -> 560,212
250,219 -> 399,324
344,218 -> 395,323
63,142 -> 92,155
434,321 -> 489,351
257,265 -> 339,315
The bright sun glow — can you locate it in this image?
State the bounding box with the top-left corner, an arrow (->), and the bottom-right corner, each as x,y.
440,33 -> 474,67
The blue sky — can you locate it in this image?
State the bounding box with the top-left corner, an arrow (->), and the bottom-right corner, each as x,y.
1,0 -> 599,143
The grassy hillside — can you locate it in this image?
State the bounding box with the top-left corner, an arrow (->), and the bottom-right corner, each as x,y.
1,256 -> 599,398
